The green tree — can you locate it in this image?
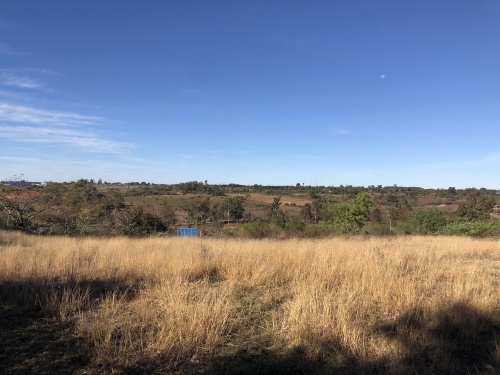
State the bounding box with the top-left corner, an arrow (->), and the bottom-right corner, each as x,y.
59,180 -> 103,234
402,209 -> 447,234
63,180 -> 102,211
370,207 -> 383,223
311,198 -> 324,223
328,192 -> 373,234
157,202 -> 177,230
271,209 -> 288,229
101,191 -> 125,217
268,196 -> 288,228
185,197 -> 210,225
225,196 -> 246,222
118,207 -> 166,236
300,203 -> 313,223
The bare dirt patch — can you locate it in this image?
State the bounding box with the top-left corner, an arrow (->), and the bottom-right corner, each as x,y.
233,193 -> 311,206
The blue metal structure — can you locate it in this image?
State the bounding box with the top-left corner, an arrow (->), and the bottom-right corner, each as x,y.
177,228 -> 199,237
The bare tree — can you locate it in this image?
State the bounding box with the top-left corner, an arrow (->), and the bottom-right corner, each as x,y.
0,181 -> 46,230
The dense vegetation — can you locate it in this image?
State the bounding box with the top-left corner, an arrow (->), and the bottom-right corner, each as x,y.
1,180 -> 499,238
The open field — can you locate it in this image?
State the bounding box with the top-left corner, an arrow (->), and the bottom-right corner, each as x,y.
0,231 -> 499,374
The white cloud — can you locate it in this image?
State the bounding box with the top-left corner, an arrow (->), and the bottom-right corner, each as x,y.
1,73 -> 42,89
0,102 -> 133,153
0,102 -> 100,126
0,125 -> 133,153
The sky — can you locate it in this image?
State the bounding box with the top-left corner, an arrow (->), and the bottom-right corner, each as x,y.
0,1 -> 499,188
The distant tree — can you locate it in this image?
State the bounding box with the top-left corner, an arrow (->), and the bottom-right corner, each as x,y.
271,209 -> 288,229
386,193 -> 413,224
185,197 -> 210,225
403,209 -> 447,234
300,203 -> 313,223
268,196 -> 288,228
156,202 -> 177,230
0,184 -> 45,230
270,196 -> 282,214
118,207 -> 166,236
311,198 -> 324,223
63,180 -> 102,210
328,192 -> 373,234
310,190 -> 320,199
287,218 -> 305,233
457,192 -> 495,220
101,191 -> 125,217
225,196 -> 245,222
370,207 -> 383,224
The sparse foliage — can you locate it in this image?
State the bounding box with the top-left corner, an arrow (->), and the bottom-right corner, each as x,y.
0,184 -> 45,230
457,191 -> 495,220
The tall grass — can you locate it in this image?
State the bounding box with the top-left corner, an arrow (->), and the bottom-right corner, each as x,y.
0,230 -> 498,374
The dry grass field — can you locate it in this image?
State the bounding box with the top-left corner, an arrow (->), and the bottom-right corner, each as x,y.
0,231 -> 499,374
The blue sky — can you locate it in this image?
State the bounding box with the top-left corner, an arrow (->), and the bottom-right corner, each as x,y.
1,1 -> 499,188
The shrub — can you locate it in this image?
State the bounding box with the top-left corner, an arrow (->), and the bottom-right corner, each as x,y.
301,223 -> 335,238
439,220 -> 500,237
364,222 -> 393,236
288,218 -> 305,230
117,207 -> 167,236
232,221 -> 271,239
399,209 -> 447,235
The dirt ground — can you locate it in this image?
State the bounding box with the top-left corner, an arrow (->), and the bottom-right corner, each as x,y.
229,193 -> 311,206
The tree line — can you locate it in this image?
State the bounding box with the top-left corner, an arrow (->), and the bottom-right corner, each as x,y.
0,180 -> 498,238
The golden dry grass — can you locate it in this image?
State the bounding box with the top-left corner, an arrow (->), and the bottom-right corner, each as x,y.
0,231 -> 499,374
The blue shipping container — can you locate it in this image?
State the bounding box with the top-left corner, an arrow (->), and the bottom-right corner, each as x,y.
177,228 -> 199,237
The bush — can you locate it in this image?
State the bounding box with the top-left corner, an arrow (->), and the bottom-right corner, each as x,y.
398,209 -> 447,235
286,219 -> 305,234
231,221 -> 271,239
301,223 -> 335,238
118,207 -> 167,236
439,220 -> 500,237
364,222 -> 393,236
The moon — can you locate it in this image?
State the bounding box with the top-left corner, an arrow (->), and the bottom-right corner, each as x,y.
380,74 -> 386,79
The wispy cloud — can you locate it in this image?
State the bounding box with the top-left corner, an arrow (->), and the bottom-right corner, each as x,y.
1,73 -> 42,89
0,102 -> 100,126
0,67 -> 61,76
0,102 -> 133,153
0,125 -> 133,153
